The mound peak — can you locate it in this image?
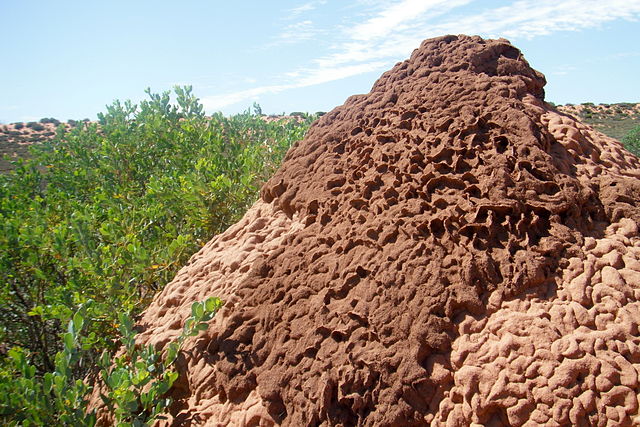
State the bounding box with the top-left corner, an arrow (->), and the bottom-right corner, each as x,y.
93,35 -> 640,426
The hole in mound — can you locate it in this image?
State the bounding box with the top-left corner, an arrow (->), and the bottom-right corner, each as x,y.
501,45 -> 520,60
495,135 -> 509,153
430,218 -> 445,238
401,111 -> 418,120
465,185 -> 481,199
356,266 -> 369,278
320,213 -> 331,226
326,176 -> 346,189
542,182 -> 561,195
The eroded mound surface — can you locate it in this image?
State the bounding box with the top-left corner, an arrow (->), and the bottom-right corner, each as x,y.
95,35 -> 640,426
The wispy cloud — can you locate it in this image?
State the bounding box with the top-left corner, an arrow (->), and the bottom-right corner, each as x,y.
286,0 -> 327,19
550,49 -> 640,75
201,61 -> 386,110
203,0 -> 640,111
421,0 -> 640,40
348,0 -> 473,42
274,20 -> 321,45
315,0 -> 640,68
549,65 -> 577,76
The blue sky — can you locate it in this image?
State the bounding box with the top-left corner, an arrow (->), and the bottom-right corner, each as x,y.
1,0 -> 639,123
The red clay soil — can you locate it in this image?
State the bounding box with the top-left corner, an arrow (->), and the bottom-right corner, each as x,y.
91,35 -> 640,426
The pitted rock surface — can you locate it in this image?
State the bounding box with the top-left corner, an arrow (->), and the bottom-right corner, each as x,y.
92,35 -> 640,426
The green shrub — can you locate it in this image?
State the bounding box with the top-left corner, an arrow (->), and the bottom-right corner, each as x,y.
622,125 -> 640,157
97,297 -> 222,425
39,118 -> 60,126
14,123 -> 24,130
0,297 -> 222,426
25,122 -> 45,131
0,85 -> 314,419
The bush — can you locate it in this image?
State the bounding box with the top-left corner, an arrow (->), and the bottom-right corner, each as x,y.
0,86 -> 315,420
39,118 -> 60,126
26,122 -> 45,131
0,297 -> 222,425
622,125 -> 640,157
14,123 -> 24,130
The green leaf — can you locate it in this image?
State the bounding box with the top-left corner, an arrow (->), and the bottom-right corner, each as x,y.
99,350 -> 111,368
72,311 -> 85,333
165,342 -> 179,366
63,332 -> 75,352
132,369 -> 150,386
183,318 -> 195,335
27,305 -> 44,316
165,371 -> 178,387
205,297 -> 222,313
118,312 -> 133,334
191,301 -> 204,319
43,372 -> 53,393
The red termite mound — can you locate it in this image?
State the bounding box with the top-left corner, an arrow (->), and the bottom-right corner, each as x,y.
94,35 -> 640,426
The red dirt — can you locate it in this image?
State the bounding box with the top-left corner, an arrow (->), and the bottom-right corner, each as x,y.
93,35 -> 640,426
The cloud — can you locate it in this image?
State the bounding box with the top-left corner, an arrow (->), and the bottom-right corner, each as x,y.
314,0 -> 640,69
286,0 -> 327,19
203,0 -> 640,111
419,0 -> 640,40
201,61 -> 387,111
201,86 -> 287,111
549,65 -> 577,76
275,20 -> 320,44
348,0 -> 473,41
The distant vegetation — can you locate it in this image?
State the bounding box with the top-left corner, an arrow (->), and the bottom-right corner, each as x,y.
0,86 -> 316,423
623,125 -> 640,157
557,102 -> 640,141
